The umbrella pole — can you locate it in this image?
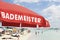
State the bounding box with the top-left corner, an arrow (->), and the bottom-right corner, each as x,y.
19,23 -> 22,40
37,24 -> 39,29
0,21 -> 2,27
35,24 -> 39,35
20,23 -> 22,29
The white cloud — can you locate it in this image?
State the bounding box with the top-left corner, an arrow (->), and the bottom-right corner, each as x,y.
41,5 -> 60,28
43,0 -> 60,2
14,0 -> 40,3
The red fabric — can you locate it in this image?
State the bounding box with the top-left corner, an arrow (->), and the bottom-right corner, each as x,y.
2,21 -> 20,27
2,21 -> 36,28
46,20 -> 50,27
0,1 -> 48,27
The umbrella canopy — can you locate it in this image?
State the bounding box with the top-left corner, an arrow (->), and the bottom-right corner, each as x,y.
0,1 -> 47,28
46,20 -> 50,27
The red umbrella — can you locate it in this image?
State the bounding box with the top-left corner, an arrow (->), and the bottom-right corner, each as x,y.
46,20 -> 50,27
0,1 -> 46,28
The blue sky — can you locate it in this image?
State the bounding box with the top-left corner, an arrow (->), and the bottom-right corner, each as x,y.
2,0 -> 60,28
